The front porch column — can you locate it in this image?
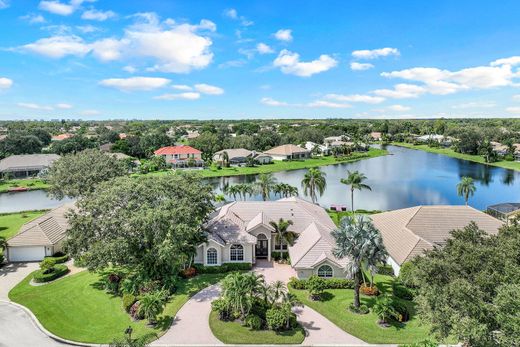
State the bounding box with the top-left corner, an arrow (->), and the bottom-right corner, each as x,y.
268,238 -> 271,261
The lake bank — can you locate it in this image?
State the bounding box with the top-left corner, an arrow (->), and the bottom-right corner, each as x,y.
392,142 -> 520,171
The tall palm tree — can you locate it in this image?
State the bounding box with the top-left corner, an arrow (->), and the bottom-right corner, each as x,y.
224,184 -> 240,201
255,173 -> 277,201
273,183 -> 284,198
340,170 -> 371,212
331,215 -> 387,309
284,184 -> 299,198
364,227 -> 388,287
301,168 -> 327,204
222,151 -> 230,167
457,176 -> 476,206
269,218 -> 296,251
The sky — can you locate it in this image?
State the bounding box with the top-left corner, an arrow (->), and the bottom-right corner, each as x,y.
1,0 -> 520,120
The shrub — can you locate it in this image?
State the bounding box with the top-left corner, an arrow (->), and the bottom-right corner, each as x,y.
398,261 -> 419,288
265,308 -> 286,331
288,276 -> 354,290
139,290 -> 168,324
372,295 -> 398,324
212,298 -> 231,321
193,263 -> 252,274
376,265 -> 395,276
33,264 -> 69,283
180,267 -> 197,278
244,314 -> 263,330
39,258 -> 56,274
348,303 -> 369,314
306,275 -> 326,300
271,251 -> 290,262
129,301 -> 143,320
360,283 -> 380,296
45,254 -> 69,264
288,277 -> 306,290
392,300 -> 410,322
400,339 -> 438,347
393,282 -> 415,300
123,293 -> 137,313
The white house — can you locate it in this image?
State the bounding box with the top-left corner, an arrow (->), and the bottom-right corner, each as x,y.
264,144 -> 310,161
195,197 -> 349,279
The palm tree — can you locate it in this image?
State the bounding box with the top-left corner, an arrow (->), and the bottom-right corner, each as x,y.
255,173 -> 277,201
332,215 -> 387,309
273,183 -> 284,198
364,227 -> 388,287
269,218 -> 296,251
0,236 -> 7,252
340,170 -> 371,212
224,184 -> 240,201
138,291 -> 167,324
269,280 -> 287,303
222,151 -> 230,167
222,272 -> 263,319
457,176 -> 476,206
284,184 -> 299,198
280,292 -> 302,329
301,168 -> 327,204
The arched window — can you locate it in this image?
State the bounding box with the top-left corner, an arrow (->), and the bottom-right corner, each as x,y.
317,264 -> 333,278
230,244 -> 244,261
207,248 -> 217,265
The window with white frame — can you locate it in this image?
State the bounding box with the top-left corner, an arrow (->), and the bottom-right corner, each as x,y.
207,248 -> 217,265
317,264 -> 333,278
230,244 -> 244,261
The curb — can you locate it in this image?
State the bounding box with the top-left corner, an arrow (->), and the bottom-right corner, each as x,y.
0,300 -> 103,347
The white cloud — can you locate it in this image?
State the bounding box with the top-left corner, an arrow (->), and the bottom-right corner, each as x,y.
0,77 -> 13,89
76,24 -> 98,33
350,62 -> 374,71
352,47 -> 400,60
325,93 -> 385,104
490,56 -> 520,67
38,1 -> 75,16
17,102 -> 54,111
21,14 -> 46,24
256,43 -> 274,55
55,103 -> 73,109
307,100 -> 351,108
21,35 -> 90,58
99,77 -> 170,91
81,9 -> 116,21
223,8 -> 237,19
0,0 -> 9,9
452,101 -> 495,109
122,65 -> 137,73
155,92 -> 200,100
261,97 -> 288,107
172,84 -> 192,91
506,107 -> 520,114
274,29 -> 292,42
373,83 -> 426,99
273,49 -> 337,77
90,38 -> 126,61
194,83 -> 224,95
387,104 -> 411,112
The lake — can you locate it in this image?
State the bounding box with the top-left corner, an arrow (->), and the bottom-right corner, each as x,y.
1,145 -> 519,213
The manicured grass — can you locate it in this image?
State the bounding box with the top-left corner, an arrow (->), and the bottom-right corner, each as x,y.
0,210 -> 47,240
0,179 -> 49,193
9,270 -> 229,344
209,311 -> 305,345
393,142 -> 520,171
289,274 -> 436,344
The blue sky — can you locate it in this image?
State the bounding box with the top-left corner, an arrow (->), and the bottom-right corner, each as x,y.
1,0 -> 520,120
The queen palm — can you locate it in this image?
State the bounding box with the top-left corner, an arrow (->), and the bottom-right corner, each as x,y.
301,168 -> 327,204
256,173 -> 277,201
457,176 -> 476,206
331,215 -> 387,309
269,218 -> 296,251
224,184 -> 240,201
340,170 -> 371,212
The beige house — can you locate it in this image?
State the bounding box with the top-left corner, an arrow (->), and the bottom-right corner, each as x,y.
196,197 -> 348,278
6,203 -> 75,262
0,154 -> 60,178
371,205 -> 503,275
213,148 -> 273,165
264,144 -> 310,161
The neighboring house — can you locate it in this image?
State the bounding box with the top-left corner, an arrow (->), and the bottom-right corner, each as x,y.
371,205 -> 504,275
213,148 -> 273,165
304,141 -> 329,155
487,202 -> 520,224
264,144 -> 310,160
118,133 -> 127,139
196,197 -> 348,279
154,145 -> 204,168
51,133 -> 74,141
6,203 -> 75,262
0,154 -> 60,178
415,134 -> 453,146
370,132 -> 382,141
324,135 -> 349,145
327,140 -> 354,148
490,141 -> 508,156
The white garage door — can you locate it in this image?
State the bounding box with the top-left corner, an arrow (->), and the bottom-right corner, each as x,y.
8,246 -> 46,262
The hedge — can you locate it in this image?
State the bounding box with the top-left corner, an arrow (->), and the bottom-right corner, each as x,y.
289,277 -> 354,290
33,264 -> 69,283
271,251 -> 290,261
393,282 -> 415,300
193,263 -> 252,274
44,254 -> 69,264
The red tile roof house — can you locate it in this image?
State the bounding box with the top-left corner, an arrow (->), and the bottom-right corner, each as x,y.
154,145 -> 204,168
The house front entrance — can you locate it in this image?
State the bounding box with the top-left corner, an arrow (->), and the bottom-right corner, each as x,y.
255,234 -> 269,259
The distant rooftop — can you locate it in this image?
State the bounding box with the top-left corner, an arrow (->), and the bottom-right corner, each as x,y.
488,202 -> 520,214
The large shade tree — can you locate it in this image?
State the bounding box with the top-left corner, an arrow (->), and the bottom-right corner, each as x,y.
46,149 -> 128,199
65,173 -> 214,280
301,168 -> 327,204
340,170 -> 371,212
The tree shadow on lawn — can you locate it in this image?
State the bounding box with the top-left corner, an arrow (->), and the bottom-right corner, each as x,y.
154,315 -> 173,332
320,291 -> 335,302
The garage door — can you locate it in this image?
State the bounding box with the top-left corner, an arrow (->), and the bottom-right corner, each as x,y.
8,246 -> 46,262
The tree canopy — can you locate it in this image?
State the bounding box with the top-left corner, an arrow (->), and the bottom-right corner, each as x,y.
65,173 -> 215,280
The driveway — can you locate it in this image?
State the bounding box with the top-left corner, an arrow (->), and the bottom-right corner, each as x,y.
0,262 -> 39,300
151,284 -> 223,346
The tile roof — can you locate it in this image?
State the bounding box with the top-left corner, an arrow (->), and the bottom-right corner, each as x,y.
154,145 -> 202,155
7,203 -> 76,247
264,144 -> 309,156
213,148 -> 253,159
371,205 -> 504,265
0,154 -> 60,172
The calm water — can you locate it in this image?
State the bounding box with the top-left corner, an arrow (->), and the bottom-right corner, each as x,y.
208,145 -> 520,211
1,146 -> 519,213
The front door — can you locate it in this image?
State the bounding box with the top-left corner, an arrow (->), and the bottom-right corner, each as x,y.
255,240 -> 268,258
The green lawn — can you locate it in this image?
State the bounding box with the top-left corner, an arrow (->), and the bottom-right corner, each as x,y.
9,270 -> 229,344
209,311 -> 305,345
0,210 -> 47,240
393,142 -> 520,171
290,274 -> 435,344
0,179 -> 49,193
